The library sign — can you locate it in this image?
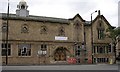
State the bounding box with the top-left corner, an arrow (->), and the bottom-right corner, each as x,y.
55,36 -> 68,40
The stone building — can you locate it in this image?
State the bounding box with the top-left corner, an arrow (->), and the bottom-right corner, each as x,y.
116,28 -> 120,61
0,0 -> 115,65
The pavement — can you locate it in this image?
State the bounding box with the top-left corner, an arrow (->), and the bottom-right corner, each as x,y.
1,64 -> 119,70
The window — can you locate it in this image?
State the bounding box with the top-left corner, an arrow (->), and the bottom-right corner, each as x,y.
21,24 -> 29,33
96,46 -> 106,53
102,46 -> 106,53
98,29 -> 104,39
41,44 -> 47,51
108,45 -> 111,53
97,21 -> 105,40
40,26 -> 47,34
106,46 -> 109,53
97,46 -> 99,53
99,47 -> 103,53
2,23 -> 7,32
21,5 -> 25,9
18,44 -> 31,56
1,43 -> 11,56
74,20 -> 81,29
93,46 -> 96,53
95,45 -> 111,54
75,45 -> 81,56
97,58 -> 109,63
58,26 -> 65,36
94,58 -> 96,63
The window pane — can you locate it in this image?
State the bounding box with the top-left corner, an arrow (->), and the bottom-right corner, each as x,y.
8,49 -> 11,56
41,45 -> 43,48
97,46 -> 99,53
106,46 -> 109,53
2,49 -> 11,56
2,49 -> 6,56
93,46 -> 96,53
98,29 -> 104,39
44,45 -> 47,48
108,45 -> 111,52
1,43 -> 11,48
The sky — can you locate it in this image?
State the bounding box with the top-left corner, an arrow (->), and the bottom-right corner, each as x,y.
0,0 -> 119,27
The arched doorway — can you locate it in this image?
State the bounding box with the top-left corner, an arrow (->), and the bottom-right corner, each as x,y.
54,47 -> 68,61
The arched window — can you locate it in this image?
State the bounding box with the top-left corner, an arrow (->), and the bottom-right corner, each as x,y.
21,5 -> 25,9
97,20 -> 105,39
74,20 -> 81,29
58,26 -> 65,36
21,24 -> 29,33
18,44 -> 31,56
74,20 -> 81,41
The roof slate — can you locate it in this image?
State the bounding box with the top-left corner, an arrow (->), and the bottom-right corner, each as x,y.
0,13 -> 69,24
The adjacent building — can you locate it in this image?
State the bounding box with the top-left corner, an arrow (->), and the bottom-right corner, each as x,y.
0,0 -> 115,65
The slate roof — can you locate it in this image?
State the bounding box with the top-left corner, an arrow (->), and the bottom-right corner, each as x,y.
0,13 -> 69,24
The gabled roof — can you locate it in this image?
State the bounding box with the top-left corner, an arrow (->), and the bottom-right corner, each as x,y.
0,13 -> 69,24
92,15 -> 115,28
69,14 -> 85,22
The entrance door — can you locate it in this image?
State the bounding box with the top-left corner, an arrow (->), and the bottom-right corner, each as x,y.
54,47 -> 66,61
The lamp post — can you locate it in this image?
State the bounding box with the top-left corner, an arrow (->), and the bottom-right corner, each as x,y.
6,0 -> 10,65
38,50 -> 47,64
91,10 -> 97,64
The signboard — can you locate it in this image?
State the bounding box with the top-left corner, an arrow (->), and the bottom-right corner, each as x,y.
55,36 -> 68,40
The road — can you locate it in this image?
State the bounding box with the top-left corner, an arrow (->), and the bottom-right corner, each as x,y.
1,64 -> 120,72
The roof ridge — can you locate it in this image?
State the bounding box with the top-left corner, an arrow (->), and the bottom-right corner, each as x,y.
29,15 -> 68,20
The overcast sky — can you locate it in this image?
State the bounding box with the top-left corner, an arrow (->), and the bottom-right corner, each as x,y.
0,0 -> 119,27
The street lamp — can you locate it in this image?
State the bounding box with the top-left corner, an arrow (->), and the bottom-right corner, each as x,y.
91,10 -> 97,23
91,10 -> 97,64
38,50 -> 47,64
6,0 -> 10,65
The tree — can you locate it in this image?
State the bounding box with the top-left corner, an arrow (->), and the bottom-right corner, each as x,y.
106,26 -> 120,63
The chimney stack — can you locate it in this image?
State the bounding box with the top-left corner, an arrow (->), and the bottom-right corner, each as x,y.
98,10 -> 101,15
